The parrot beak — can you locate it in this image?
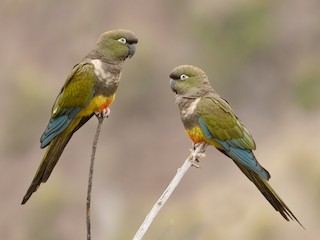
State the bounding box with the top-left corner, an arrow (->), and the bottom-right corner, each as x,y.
170,79 -> 178,94
128,44 -> 136,58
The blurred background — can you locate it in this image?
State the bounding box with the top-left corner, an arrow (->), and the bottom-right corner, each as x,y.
1,0 -> 319,239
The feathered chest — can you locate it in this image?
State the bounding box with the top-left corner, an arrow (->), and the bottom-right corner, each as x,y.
90,59 -> 122,96
176,97 -> 201,129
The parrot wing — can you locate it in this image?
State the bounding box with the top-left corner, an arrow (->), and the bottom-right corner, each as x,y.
196,96 -> 270,180
40,62 -> 95,148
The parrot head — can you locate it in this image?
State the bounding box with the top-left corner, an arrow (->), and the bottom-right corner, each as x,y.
95,29 -> 138,63
169,65 -> 212,97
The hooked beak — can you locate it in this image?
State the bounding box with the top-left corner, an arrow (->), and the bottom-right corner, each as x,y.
170,79 -> 177,94
128,44 -> 136,58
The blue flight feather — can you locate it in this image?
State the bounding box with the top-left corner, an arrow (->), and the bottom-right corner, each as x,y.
40,90 -> 95,148
214,139 -> 270,180
40,108 -> 81,148
198,117 -> 213,139
198,116 -> 270,180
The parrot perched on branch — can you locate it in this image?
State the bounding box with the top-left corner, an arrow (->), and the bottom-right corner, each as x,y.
169,64 -> 303,227
22,29 -> 138,204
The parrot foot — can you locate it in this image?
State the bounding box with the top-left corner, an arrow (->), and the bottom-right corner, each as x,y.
188,148 -> 206,169
189,148 -> 207,160
95,108 -> 111,119
193,142 -> 204,150
188,142 -> 208,169
191,160 -> 201,169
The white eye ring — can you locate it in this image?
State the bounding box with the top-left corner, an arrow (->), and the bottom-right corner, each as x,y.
117,37 -> 127,44
180,74 -> 189,80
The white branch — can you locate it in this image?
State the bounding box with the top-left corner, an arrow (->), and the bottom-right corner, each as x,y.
133,142 -> 208,240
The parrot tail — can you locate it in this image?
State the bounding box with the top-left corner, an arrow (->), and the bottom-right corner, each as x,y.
21,133 -> 73,204
233,161 -> 304,228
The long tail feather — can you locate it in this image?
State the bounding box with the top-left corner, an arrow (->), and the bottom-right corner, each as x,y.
22,115 -> 93,205
233,161 -> 304,228
21,133 -> 72,204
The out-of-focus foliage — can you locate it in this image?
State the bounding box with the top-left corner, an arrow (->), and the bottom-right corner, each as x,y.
294,68 -> 320,110
1,0 -> 319,240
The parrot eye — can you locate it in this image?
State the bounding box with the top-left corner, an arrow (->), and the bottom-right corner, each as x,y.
180,74 -> 189,80
117,37 -> 127,44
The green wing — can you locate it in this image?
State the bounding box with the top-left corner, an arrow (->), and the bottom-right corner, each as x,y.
196,96 -> 255,150
40,62 -> 95,148
51,63 -> 95,117
196,96 -> 270,180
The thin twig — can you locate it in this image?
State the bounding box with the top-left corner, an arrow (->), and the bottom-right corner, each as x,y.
87,115 -> 104,240
133,142 -> 208,240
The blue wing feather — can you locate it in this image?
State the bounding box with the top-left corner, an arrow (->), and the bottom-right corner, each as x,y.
198,117 -> 212,139
214,139 -> 270,180
40,108 -> 81,148
198,116 -> 270,180
40,89 -> 94,148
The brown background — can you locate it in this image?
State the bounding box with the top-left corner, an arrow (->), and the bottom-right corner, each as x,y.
1,0 -> 319,239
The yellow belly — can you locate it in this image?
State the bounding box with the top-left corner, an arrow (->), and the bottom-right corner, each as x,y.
57,95 -> 116,139
78,94 -> 115,117
186,126 -> 221,149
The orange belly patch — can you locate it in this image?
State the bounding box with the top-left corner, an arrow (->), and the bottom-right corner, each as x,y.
95,95 -> 115,112
186,126 -> 222,148
79,94 -> 116,117
186,127 -> 207,143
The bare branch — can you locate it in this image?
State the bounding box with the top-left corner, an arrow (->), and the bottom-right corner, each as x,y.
87,115 -> 104,240
133,142 -> 208,240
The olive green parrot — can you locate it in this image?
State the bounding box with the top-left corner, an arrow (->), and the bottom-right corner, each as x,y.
169,64 -> 303,227
21,29 -> 138,204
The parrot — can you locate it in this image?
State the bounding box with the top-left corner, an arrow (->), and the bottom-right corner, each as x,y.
21,29 -> 138,204
169,64 -> 303,227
